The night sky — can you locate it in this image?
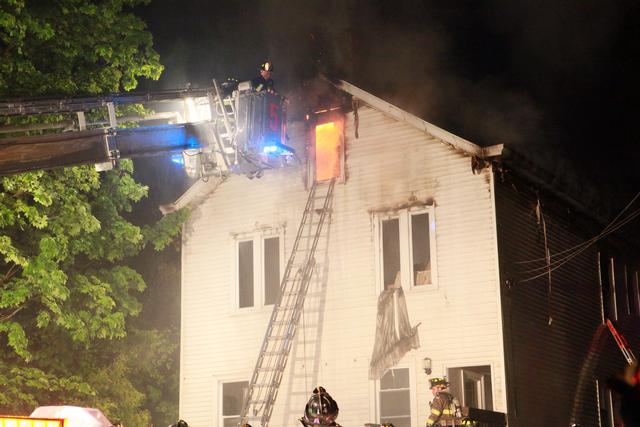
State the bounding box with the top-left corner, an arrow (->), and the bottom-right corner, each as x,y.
135,0 -> 640,211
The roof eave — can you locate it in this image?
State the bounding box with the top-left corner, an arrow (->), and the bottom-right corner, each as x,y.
159,175 -> 225,215
333,79 -> 503,159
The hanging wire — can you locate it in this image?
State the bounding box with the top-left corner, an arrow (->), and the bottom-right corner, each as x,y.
519,205 -> 640,275
519,209 -> 640,282
536,199 -> 554,324
519,202 -> 640,283
516,191 -> 640,266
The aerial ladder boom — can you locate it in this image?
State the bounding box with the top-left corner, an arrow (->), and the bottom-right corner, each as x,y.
0,83 -> 291,177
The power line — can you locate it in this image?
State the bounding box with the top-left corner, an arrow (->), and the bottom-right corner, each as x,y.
516,191 -> 640,265
517,191 -> 640,283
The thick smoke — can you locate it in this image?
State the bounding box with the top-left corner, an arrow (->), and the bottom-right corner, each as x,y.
139,0 -> 639,207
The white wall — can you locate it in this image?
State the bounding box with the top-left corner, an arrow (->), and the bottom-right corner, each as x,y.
179,107 -> 506,427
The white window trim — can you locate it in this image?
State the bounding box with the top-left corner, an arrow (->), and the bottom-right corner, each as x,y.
444,361 -> 496,411
216,377 -> 249,427
371,364 -> 418,427
373,205 -> 438,294
231,227 -> 285,311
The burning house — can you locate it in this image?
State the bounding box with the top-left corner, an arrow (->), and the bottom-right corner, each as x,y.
171,80 -> 639,427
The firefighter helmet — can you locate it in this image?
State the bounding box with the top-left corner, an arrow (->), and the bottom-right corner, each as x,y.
302,386 -> 339,425
429,377 -> 449,388
260,61 -> 274,72
461,418 -> 478,426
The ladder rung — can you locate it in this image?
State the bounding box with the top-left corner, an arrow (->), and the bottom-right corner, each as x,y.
256,367 -> 283,372
280,292 -> 298,297
271,320 -> 292,325
267,335 -> 292,341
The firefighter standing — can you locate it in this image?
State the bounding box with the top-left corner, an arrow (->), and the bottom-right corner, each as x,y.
426,377 -> 461,427
251,61 -> 276,93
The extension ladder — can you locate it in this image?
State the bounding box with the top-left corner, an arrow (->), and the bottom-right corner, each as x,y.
240,178 -> 336,427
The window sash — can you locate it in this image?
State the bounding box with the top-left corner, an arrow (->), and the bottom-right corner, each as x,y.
235,232 -> 282,308
264,236 -> 281,305
378,368 -> 412,427
410,212 -> 432,286
377,207 -> 436,292
447,365 -> 493,410
382,217 -> 401,289
238,240 -> 254,308
221,381 -> 248,427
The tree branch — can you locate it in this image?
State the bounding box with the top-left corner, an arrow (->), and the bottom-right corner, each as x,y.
1,264 -> 21,285
0,305 -> 25,322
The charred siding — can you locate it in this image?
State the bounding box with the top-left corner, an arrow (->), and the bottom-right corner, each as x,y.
494,172 -> 602,427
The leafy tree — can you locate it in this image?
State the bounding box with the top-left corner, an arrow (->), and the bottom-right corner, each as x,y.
0,0 -> 162,96
0,1 -> 185,425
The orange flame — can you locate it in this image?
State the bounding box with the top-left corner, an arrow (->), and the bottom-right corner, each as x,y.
315,121 -> 342,181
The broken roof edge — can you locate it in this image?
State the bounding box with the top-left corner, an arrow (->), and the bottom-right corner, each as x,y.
330,78 -> 503,159
159,175 -> 225,215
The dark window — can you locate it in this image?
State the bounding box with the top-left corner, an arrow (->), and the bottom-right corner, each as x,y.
238,240 -> 254,308
382,218 -> 401,289
380,368 -> 411,427
264,237 -> 280,305
411,213 -> 431,286
448,365 -> 493,410
222,381 -> 248,427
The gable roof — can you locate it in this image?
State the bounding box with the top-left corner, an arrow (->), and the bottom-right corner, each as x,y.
160,80 -> 503,214
334,79 -> 503,158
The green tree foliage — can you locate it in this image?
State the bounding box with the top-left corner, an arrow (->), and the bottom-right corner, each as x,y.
0,0 -> 163,96
0,162 -> 188,420
0,1 -> 185,425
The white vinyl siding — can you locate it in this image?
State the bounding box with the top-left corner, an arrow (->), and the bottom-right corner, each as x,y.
179,108 -> 507,426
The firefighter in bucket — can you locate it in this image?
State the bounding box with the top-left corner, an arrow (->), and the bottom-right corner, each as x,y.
299,386 -> 341,427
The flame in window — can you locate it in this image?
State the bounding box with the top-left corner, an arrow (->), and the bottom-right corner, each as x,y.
315,121 -> 342,181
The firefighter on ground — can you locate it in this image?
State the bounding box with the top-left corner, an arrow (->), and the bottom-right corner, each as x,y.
251,61 -> 276,93
299,386 -> 341,427
426,377 -> 462,427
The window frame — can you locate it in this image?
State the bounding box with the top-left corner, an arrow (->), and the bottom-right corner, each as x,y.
308,114 -> 346,184
445,363 -> 495,411
372,365 -> 418,427
218,379 -> 249,427
232,228 -> 285,310
374,205 -> 438,293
